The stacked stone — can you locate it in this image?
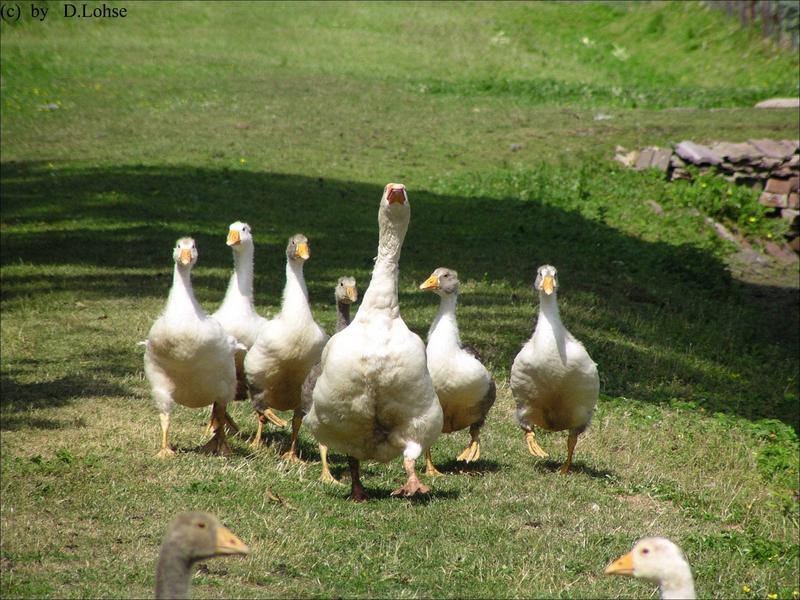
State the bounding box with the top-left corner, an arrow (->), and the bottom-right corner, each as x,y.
617,139 -> 800,251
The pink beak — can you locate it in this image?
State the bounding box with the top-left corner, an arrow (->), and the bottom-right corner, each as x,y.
386,183 -> 407,205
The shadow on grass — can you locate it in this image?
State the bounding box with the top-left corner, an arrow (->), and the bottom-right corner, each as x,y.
1,161 -> 797,429
322,483 -> 461,504
425,458 -> 504,476
532,459 -> 616,480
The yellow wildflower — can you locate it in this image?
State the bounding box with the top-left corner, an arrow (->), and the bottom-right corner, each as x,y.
748,216 -> 757,223
742,585 -> 751,593
239,158 -> 247,165
767,594 -> 777,600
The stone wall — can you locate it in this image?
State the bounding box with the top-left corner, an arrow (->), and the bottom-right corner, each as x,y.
616,139 -> 800,252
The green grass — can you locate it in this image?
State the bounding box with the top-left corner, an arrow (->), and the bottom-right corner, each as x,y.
2,2 -> 799,598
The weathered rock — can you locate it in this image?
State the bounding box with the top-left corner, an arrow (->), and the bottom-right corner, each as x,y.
675,141 -> 721,165
634,148 -> 656,170
789,237 -> 800,253
711,142 -> 760,163
749,138 -> 796,159
764,241 -> 799,263
788,193 -> 799,210
782,208 -> 799,223
754,98 -> 800,108
650,149 -> 672,173
759,192 -> 789,208
765,178 -> 794,195
615,149 -> 638,168
645,200 -> 664,216
705,217 -> 739,246
788,176 -> 799,192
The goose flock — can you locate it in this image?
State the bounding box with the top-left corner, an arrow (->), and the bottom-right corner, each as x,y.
144,183 -> 695,598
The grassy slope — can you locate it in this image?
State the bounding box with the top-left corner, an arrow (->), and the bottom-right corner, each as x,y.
1,2 -> 798,598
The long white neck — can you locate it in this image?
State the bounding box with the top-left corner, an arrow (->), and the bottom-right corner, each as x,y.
218,244 -> 255,314
428,293 -> 461,350
165,263 -> 205,320
659,566 -> 696,600
280,258 -> 312,322
356,209 -> 407,321
533,291 -> 567,360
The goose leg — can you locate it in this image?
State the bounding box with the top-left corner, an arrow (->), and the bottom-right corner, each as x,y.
424,448 -> 444,477
456,424 -> 482,463
264,409 -> 288,428
280,410 -> 304,463
347,456 -> 369,502
200,402 -> 231,456
156,412 -> 175,458
559,430 -> 579,475
249,411 -> 266,448
525,430 -> 549,458
205,404 -> 240,437
319,444 -> 342,484
392,456 -> 431,497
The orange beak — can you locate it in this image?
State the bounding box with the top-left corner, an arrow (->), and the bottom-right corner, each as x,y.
604,551 -> 634,576
295,242 -> 310,260
179,249 -> 193,265
419,274 -> 439,290
215,525 -> 250,556
345,286 -> 357,302
542,275 -> 555,295
386,183 -> 407,205
227,229 -> 241,246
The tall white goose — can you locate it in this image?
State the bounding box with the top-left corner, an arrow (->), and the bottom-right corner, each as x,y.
301,276 -> 358,484
304,183 -> 443,501
143,237 -> 238,457
605,537 -> 696,599
244,234 -> 328,461
155,512 -> 249,599
212,221 -> 287,432
419,267 -> 495,475
510,265 -> 599,474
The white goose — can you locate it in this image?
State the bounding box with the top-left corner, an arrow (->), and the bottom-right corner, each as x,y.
605,537 -> 696,599
244,234 -> 328,461
510,264 -> 599,474
143,237 -> 238,457
301,276 -> 358,484
212,221 -> 286,432
304,183 -> 443,501
419,267 -> 495,475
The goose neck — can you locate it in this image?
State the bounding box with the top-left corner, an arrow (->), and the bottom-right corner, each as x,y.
537,291 -> 563,331
281,259 -> 311,321
154,544 -> 191,599
429,294 -> 460,343
335,301 -> 351,332
231,244 -> 255,299
166,263 -> 204,319
659,568 -> 696,600
358,207 -> 407,316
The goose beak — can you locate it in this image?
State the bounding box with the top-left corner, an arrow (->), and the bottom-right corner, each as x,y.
295,243 -> 310,260
345,286 -> 358,302
419,274 -> 439,290
542,275 -> 555,295
227,230 -> 241,246
179,249 -> 193,265
215,525 -> 250,556
386,183 -> 407,205
604,551 -> 634,576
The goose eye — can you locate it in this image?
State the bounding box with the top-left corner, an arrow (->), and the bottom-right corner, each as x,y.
641,548 -> 649,555
196,522 -> 206,529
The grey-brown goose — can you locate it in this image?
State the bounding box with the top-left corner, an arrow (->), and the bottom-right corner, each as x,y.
154,512 -> 249,599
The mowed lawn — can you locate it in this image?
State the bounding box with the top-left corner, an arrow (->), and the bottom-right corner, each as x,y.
1,2 -> 799,598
